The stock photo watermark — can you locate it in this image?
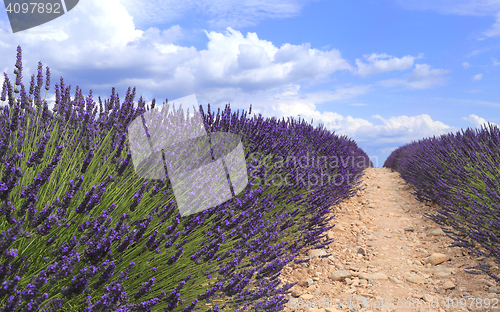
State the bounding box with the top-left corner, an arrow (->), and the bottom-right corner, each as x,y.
127,94 -> 249,218
3,0 -> 79,33
289,296 -> 440,310
289,296 -> 499,310
247,151 -> 376,189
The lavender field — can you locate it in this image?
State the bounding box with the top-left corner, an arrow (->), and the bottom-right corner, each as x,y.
0,46 -> 372,311
384,124 -> 500,282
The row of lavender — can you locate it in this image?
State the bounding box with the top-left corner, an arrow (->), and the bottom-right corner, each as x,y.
383,123 -> 500,281
0,46 -> 372,311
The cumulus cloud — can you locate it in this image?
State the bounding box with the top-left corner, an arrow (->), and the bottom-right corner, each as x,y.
462,61 -> 470,68
244,83 -> 372,119
492,57 -> 500,66
368,114 -> 454,143
325,113 -> 455,145
0,0 -> 356,113
376,63 -> 451,89
472,73 -> 483,81
463,114 -> 498,128
266,90 -> 456,145
353,53 -> 423,77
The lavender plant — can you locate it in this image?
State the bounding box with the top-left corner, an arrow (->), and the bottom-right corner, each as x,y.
384,123 -> 500,282
0,46 -> 372,311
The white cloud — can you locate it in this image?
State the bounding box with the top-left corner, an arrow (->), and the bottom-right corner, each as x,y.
462,61 -> 470,68
118,0 -> 317,31
483,11 -> 500,37
261,89 -> 456,145
432,97 -> 500,107
368,114 -> 454,143
395,0 -> 500,17
353,53 -> 423,77
349,103 -> 367,106
395,1 -> 500,40
472,73 -> 483,81
492,57 -> 500,66
376,63 -> 450,89
0,0 -> 356,114
238,83 -> 372,119
463,114 -> 498,128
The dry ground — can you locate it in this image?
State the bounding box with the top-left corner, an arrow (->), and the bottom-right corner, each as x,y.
277,167 -> 499,312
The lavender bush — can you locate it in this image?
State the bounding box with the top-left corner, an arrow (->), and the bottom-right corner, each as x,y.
0,46 -> 372,311
384,123 -> 500,282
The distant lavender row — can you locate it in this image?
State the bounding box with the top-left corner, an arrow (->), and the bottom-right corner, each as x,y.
383,123 -> 500,282
0,45 -> 372,311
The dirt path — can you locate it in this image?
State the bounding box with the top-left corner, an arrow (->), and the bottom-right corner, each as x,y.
278,167 -> 499,312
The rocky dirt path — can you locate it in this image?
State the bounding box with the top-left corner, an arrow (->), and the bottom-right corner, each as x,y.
278,167 -> 499,312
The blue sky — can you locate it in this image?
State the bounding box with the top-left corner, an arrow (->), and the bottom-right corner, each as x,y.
1,0 -> 499,167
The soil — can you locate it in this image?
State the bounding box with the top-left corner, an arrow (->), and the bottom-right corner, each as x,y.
277,167 -> 499,312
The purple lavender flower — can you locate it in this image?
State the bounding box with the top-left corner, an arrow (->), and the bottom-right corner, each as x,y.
133,277 -> 155,300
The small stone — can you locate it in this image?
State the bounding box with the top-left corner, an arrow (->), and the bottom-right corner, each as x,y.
405,274 -> 427,284
358,273 -> 378,281
333,224 -> 344,231
442,281 -> 455,289
423,253 -> 447,266
326,231 -> 335,239
389,276 -> 401,284
433,271 -> 451,278
329,270 -> 351,281
484,280 -> 495,287
298,279 -> 314,287
291,289 -> 303,297
372,273 -> 388,280
301,294 -> 314,300
423,294 -> 437,302
489,287 -> 500,294
358,247 -> 366,256
427,229 -> 445,236
308,249 -> 327,258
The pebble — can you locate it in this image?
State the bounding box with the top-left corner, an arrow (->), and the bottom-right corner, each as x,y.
389,276 -> 402,284
329,270 -> 351,281
423,294 -> 437,302
427,228 -> 445,236
308,249 -> 327,258
490,286 -> 500,294
442,280 -> 455,289
358,272 -> 378,281
423,253 -> 447,266
405,273 -> 427,284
